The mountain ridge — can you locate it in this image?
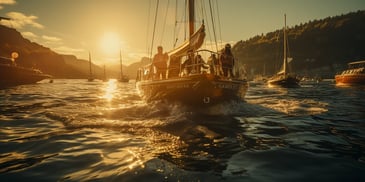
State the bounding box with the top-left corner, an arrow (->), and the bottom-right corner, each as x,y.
2,10 -> 364,80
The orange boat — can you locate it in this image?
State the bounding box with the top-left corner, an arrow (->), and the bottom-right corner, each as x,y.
335,60 -> 365,85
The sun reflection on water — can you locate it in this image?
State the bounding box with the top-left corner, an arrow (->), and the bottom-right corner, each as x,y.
101,79 -> 118,102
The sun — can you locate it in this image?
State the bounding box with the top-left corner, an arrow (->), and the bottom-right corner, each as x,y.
100,32 -> 121,56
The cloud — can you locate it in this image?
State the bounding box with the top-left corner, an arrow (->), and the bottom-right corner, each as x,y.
0,12 -> 44,29
0,0 -> 16,9
21,31 -> 38,39
52,46 -> 85,55
42,35 -> 62,42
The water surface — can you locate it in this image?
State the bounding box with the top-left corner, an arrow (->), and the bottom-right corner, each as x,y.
0,79 -> 364,181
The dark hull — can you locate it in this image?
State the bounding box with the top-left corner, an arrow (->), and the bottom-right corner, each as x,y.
136,74 -> 248,105
0,64 -> 51,87
119,76 -> 129,83
267,75 -> 300,88
119,79 -> 129,83
335,74 -> 365,85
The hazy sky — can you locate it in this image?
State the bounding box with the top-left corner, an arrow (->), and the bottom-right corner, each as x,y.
1,0 -> 364,65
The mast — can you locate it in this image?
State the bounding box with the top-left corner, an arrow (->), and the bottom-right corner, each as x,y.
89,52 -> 92,78
120,49 -> 123,79
103,64 -> 106,81
283,14 -> 288,75
188,0 -> 195,38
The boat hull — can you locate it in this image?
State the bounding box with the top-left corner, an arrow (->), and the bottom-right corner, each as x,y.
335,74 -> 365,85
0,64 -> 51,87
267,75 -> 300,88
136,74 -> 248,105
119,75 -> 129,83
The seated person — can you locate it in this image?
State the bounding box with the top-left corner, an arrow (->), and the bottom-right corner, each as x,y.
195,54 -> 209,74
181,51 -> 194,75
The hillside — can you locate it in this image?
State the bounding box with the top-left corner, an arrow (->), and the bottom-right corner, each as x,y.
2,10 -> 364,80
232,10 -> 365,79
0,25 -> 110,79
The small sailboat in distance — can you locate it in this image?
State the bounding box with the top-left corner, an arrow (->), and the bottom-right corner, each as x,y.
102,64 -> 107,82
119,50 -> 129,82
87,52 -> 94,82
267,14 -> 300,88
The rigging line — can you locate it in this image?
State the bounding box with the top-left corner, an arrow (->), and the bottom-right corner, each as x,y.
173,0 -> 178,47
184,0 -> 187,41
150,0 -> 160,60
286,28 -> 291,59
208,0 -> 219,52
146,0 -> 152,58
173,1 -> 185,48
159,0 -> 170,46
201,0 -> 213,51
214,0 -> 223,47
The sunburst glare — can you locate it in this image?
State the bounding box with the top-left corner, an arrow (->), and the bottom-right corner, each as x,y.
100,32 -> 121,56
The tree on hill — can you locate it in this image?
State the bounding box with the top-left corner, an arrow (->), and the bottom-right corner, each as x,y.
232,10 -> 365,79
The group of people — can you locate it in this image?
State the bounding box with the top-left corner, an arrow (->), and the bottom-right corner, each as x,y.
151,44 -> 235,79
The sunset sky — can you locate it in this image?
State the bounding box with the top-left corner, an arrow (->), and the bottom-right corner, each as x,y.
1,0 -> 364,65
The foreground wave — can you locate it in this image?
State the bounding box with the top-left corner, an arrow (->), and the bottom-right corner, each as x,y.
0,79 -> 364,181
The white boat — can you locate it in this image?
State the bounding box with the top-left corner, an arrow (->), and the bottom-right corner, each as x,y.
267,14 -> 300,87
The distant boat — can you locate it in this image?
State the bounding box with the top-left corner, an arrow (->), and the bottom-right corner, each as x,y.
267,14 -> 300,88
335,60 -> 365,85
0,52 -> 51,87
87,52 -> 94,82
119,50 -> 129,83
135,0 -> 248,105
102,64 -> 107,82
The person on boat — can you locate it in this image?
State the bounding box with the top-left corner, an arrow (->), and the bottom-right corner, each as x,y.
208,54 -> 222,76
167,55 -> 181,78
220,43 -> 235,78
207,54 -> 215,74
195,54 -> 209,74
152,46 -> 169,79
181,50 -> 194,75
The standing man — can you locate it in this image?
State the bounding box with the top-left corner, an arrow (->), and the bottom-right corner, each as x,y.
220,44 -> 235,78
152,46 -> 169,79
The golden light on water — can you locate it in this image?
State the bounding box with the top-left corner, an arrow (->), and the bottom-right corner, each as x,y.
102,79 -> 118,102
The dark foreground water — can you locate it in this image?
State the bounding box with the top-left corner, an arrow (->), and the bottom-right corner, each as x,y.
0,79 -> 364,181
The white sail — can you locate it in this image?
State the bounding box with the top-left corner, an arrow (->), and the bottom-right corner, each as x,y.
168,23 -> 205,58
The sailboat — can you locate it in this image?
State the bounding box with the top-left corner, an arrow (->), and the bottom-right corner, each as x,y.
267,14 -> 300,87
102,64 -> 107,82
119,50 -> 129,82
136,0 -> 248,105
87,52 -> 94,82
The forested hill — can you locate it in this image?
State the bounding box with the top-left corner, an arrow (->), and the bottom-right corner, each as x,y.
0,25 -> 107,78
232,10 -> 365,78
